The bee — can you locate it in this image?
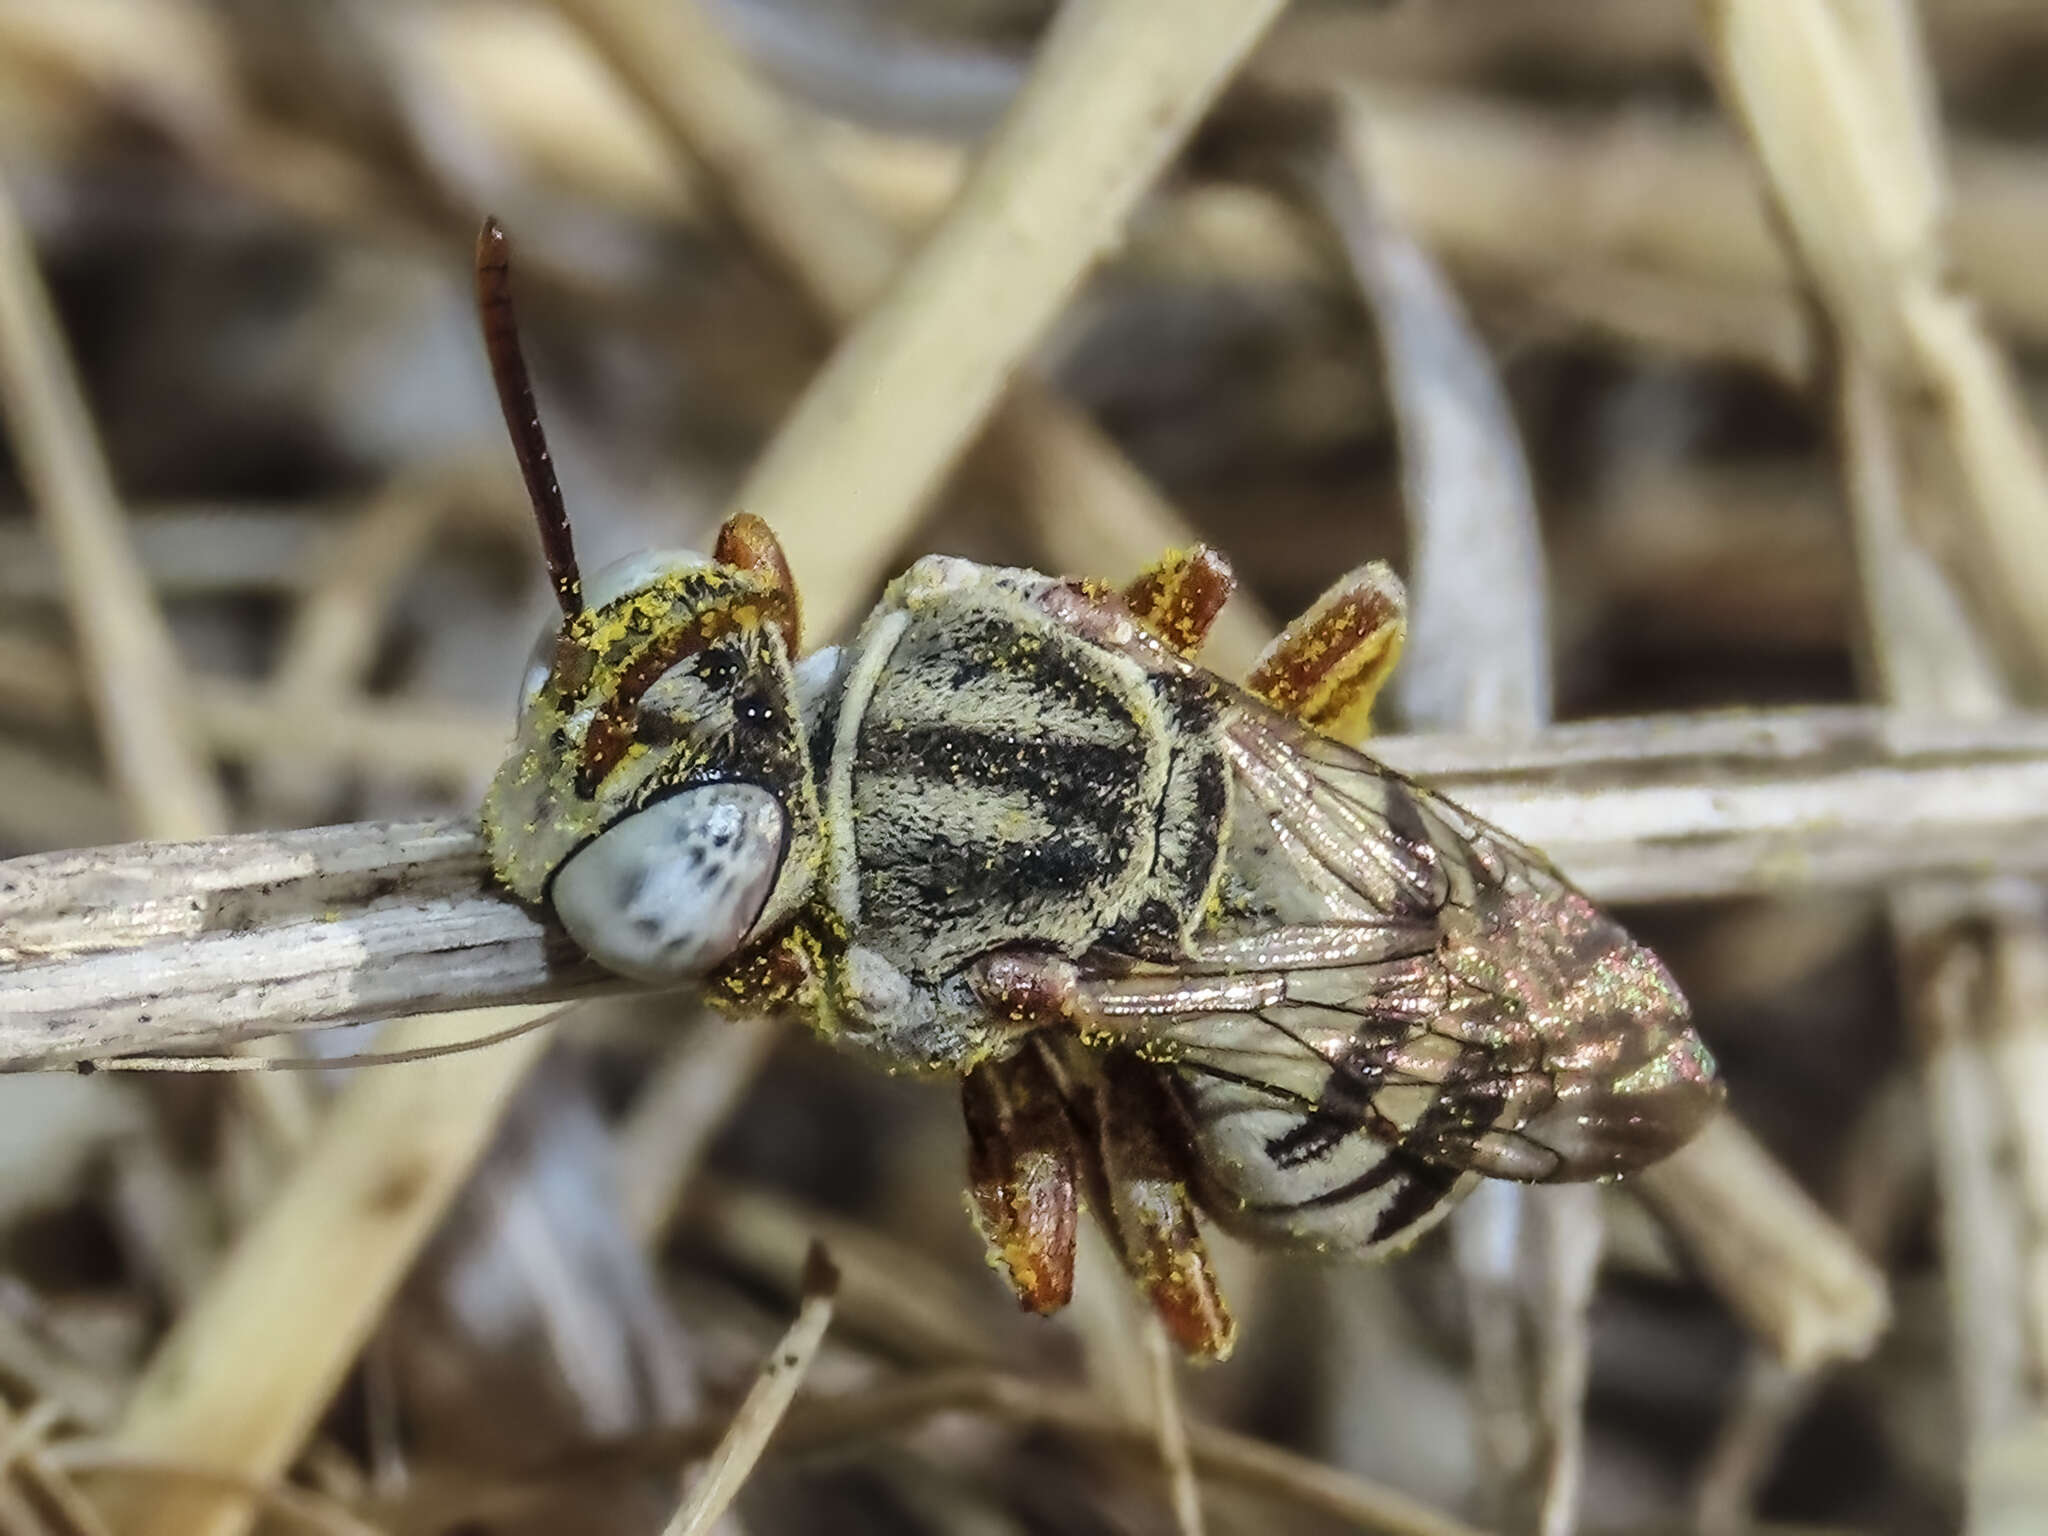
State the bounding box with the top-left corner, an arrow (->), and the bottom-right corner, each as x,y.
474,221 -> 1722,1359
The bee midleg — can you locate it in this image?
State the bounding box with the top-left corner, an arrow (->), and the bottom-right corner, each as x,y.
1120,545 -> 1237,659
1069,1047 -> 1236,1361
962,1042 -> 1083,1315
965,948 -> 1087,1029
1245,560 -> 1407,740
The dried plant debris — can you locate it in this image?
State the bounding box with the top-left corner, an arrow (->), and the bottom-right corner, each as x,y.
0,3 -> 2046,1533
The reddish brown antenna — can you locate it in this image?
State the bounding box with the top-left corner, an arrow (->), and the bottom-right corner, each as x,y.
475,216 -> 582,617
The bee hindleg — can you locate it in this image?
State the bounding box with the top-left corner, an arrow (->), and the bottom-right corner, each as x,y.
967,957 -> 1237,1358
1087,1052 -> 1237,1361
1121,544 -> 1237,659
1246,560 -> 1407,740
962,1044 -> 1082,1315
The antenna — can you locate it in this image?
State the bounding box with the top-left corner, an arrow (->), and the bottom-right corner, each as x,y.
475,217 -> 583,617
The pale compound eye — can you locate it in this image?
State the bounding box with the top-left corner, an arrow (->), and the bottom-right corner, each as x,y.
550,782 -> 787,984
517,620 -> 558,711
583,548 -> 711,610
517,548 -> 714,714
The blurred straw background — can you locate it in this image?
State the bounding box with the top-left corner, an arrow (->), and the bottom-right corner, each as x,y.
1,1 -> 2046,1532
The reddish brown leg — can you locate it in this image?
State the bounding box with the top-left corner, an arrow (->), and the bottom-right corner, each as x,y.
962,1045 -> 1082,1315
1089,1053 -> 1236,1362
1246,560 -> 1407,741
967,948 -> 1083,1027
967,952 -> 1235,1358
714,512 -> 802,653
1121,545 -> 1237,659
703,917 -> 831,1020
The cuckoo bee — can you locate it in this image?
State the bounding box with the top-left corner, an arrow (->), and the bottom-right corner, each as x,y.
475,221 -> 1721,1359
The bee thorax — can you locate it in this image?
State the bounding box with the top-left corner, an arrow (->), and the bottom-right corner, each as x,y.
827,945 -> 1017,1073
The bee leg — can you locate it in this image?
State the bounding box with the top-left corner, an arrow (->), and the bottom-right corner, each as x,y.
1087,1052 -> 1236,1361
704,921 -> 825,1019
967,955 -> 1236,1358
1121,544 -> 1237,659
714,512 -> 803,653
962,1044 -> 1082,1315
966,948 -> 1084,1028
1246,560 -> 1407,740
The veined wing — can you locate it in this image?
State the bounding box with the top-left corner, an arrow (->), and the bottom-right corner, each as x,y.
1076,690 -> 1722,1254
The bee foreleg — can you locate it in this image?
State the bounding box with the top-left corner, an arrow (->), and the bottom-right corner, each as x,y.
713,512 -> 802,653
1086,1052 -> 1236,1361
1120,544 -> 1237,659
1246,560 -> 1407,740
962,1044 -> 1082,1315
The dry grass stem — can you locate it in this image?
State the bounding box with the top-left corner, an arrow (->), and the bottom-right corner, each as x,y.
580,1367 -> 1492,1536
21,3 -> 2048,396
0,506 -> 337,603
46,1450 -> 388,1536
0,170 -> 225,840
1142,1315 -> 1205,1536
250,471 -> 475,818
1323,96 -> 1550,735
1692,1070 -> 1930,1530
190,683 -> 504,795
1702,4 -> 2048,1520
1319,97 -> 1579,1531
6,5 -> 2048,1526
0,159 -> 314,1147
1917,925 -> 2048,1521
0,628 -> 506,793
9,705 -> 2048,1065
0,1396 -> 111,1536
1335,84 -> 2048,350
658,1243 -> 838,1536
547,0 -> 904,331
682,1178 -> 996,1368
1703,0 -> 2048,687
1694,1355 -> 1827,1536
1636,1117 -> 1890,1371
690,0 -> 1287,639
342,9 -> 2048,354
617,1013 -> 784,1243
0,1314 -> 121,1433
552,0 -> 1274,670
97,1008 -> 554,1536
1842,360 -> 2037,1494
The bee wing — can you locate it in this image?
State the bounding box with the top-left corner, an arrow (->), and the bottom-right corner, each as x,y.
1075,695 -> 1720,1253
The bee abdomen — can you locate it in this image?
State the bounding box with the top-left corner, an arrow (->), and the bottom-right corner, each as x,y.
1101,683 -> 1230,960
1179,1070 -> 1473,1253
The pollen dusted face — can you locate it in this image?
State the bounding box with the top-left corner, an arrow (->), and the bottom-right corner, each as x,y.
482,550 -> 823,986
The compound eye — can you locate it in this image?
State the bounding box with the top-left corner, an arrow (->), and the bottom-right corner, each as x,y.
583,548 -> 711,610
517,619 -> 558,710
550,782 -> 787,984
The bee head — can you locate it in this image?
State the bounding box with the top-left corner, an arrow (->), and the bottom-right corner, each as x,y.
473,219 -> 820,983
